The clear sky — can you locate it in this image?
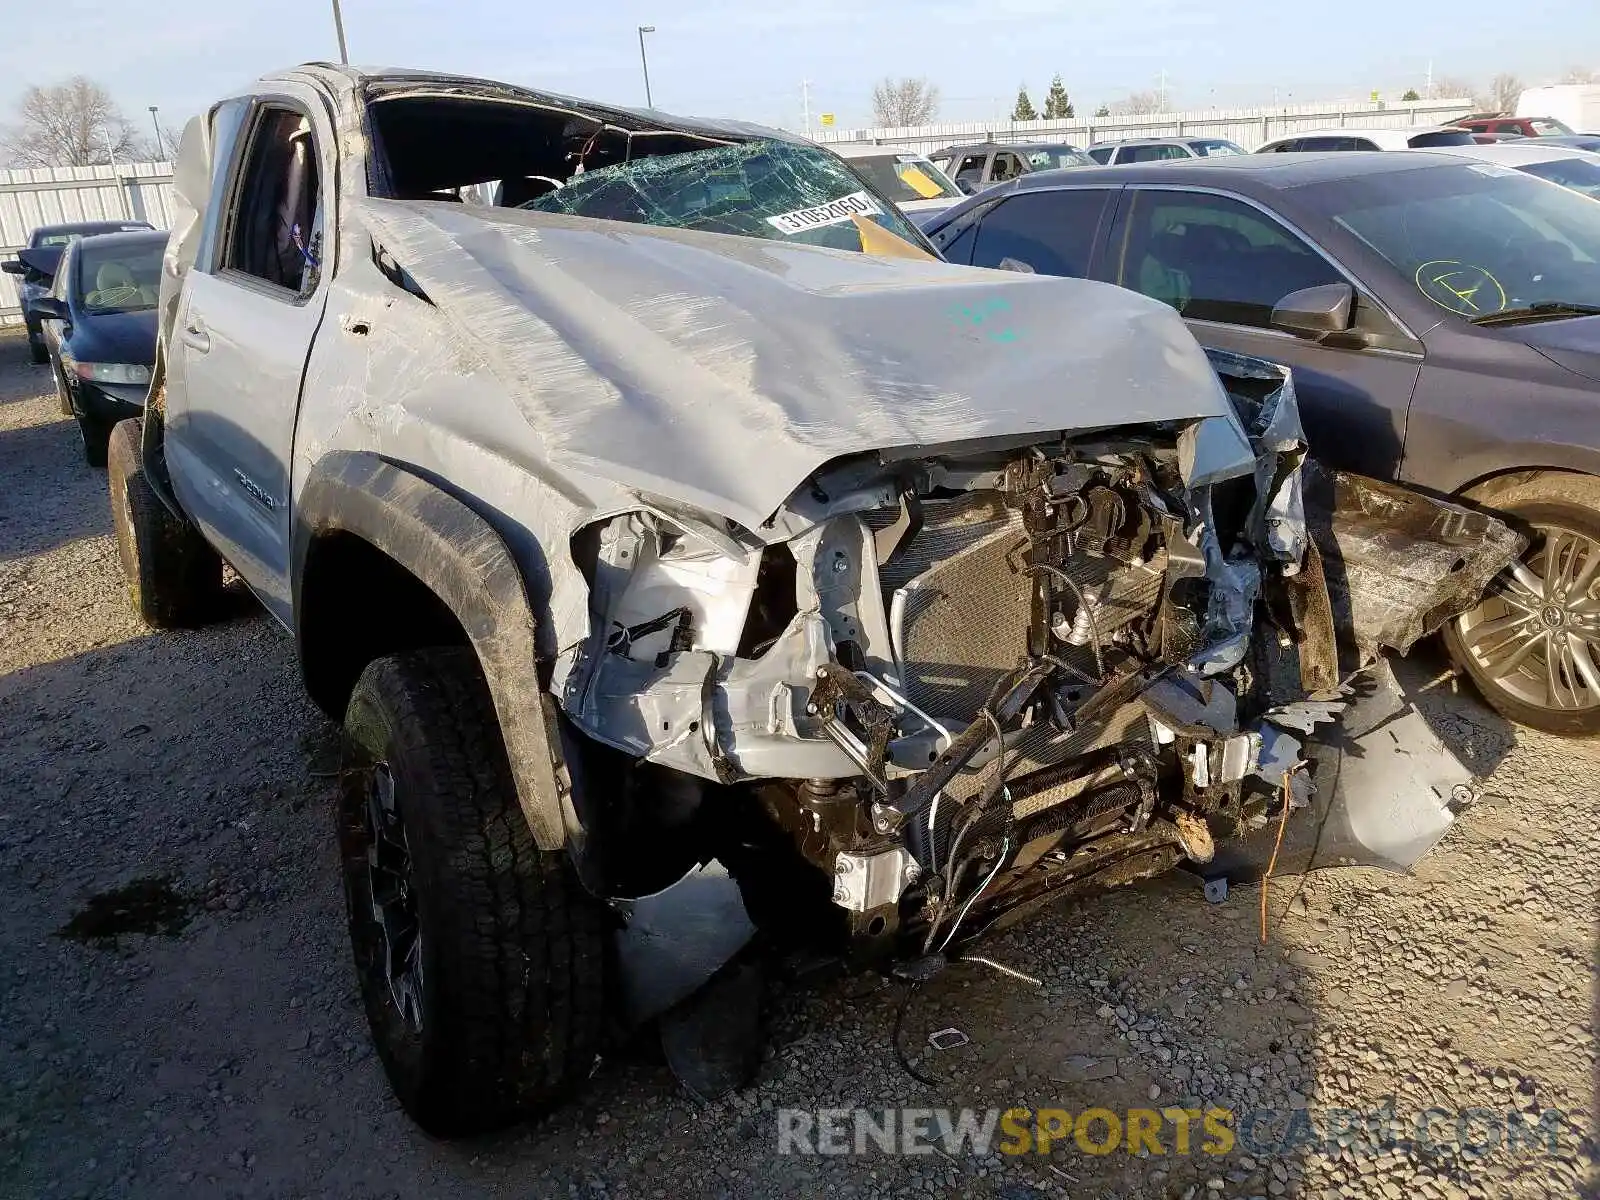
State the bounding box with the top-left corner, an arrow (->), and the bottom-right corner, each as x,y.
10,0 -> 1600,136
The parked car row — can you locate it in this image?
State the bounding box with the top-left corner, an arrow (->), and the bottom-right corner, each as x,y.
3,63 -> 1594,1143
892,109 -> 1600,199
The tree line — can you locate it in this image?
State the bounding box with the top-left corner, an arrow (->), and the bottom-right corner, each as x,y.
2,77 -> 179,168
870,64 -> 1597,131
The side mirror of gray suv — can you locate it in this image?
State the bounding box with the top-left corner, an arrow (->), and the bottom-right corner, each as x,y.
1271,282 -> 1355,338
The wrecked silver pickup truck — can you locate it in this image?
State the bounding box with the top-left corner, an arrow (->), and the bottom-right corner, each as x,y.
109,65 -> 1521,1135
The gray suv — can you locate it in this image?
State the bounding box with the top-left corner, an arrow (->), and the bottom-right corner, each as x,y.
929,140 -> 1092,191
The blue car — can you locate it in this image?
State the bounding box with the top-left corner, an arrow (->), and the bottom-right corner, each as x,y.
32,229 -> 165,465
3,219 -> 153,364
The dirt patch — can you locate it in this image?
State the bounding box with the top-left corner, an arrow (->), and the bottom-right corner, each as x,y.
57,877 -> 193,943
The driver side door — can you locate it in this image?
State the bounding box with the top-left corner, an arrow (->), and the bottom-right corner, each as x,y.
164,87 -> 333,625
1109,186 -> 1424,481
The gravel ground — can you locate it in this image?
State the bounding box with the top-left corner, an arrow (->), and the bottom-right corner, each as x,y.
0,326 -> 1596,1200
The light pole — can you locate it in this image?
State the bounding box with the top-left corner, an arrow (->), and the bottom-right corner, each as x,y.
148,106 -> 162,158
332,0 -> 350,65
637,26 -> 655,109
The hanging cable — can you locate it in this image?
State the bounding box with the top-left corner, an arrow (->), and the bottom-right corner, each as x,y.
1031,563 -> 1106,680
937,836 -> 1011,953
1259,770 -> 1294,944
892,983 -> 940,1087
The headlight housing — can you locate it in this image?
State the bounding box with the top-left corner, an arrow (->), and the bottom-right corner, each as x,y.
74,362 -> 151,386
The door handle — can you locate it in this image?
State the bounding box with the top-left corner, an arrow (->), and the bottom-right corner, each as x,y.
180,317 -> 210,353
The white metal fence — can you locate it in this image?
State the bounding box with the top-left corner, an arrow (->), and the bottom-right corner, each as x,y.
817,97 -> 1476,154
1,162 -> 174,324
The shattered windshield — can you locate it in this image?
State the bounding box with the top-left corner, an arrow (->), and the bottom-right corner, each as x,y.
522,139 -> 933,254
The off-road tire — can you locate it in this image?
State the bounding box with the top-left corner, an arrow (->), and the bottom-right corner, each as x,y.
339,648 -> 606,1136
106,419 -> 225,627
1444,471 -> 1600,737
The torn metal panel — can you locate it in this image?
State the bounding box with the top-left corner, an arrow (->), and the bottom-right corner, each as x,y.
1206,348 -> 1311,571
1176,413 -> 1256,490
1211,658 -> 1472,878
1303,462 -> 1529,660
612,860 -> 756,1024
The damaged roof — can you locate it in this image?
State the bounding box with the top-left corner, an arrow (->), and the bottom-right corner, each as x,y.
272,62 -> 803,146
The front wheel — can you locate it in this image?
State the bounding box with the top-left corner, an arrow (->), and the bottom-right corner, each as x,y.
1444,472 -> 1600,736
339,648 -> 607,1136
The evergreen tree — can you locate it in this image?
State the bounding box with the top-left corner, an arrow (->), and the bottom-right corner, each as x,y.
1043,75 -> 1074,119
1011,85 -> 1038,122
1400,88 -> 1420,101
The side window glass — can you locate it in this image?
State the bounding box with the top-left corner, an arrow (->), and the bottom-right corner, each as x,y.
1349,139 -> 1379,151
969,189 -> 1111,277
1122,145 -> 1176,163
194,99 -> 252,274
1118,190 -> 1342,327
1087,146 -> 1113,164
992,152 -> 1024,181
1268,139 -> 1301,153
939,221 -> 978,265
222,106 -> 324,297
955,154 -> 987,177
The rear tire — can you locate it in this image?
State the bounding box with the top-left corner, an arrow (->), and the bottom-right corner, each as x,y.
1444,472 -> 1600,737
339,648 -> 607,1136
106,419 -> 225,628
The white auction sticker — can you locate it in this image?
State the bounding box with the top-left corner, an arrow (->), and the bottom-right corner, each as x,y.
765,191 -> 883,235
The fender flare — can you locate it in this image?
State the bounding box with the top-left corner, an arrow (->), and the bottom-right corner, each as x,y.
292,451 -> 570,851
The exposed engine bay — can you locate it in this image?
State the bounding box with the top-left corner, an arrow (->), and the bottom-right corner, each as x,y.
555,352 -> 1522,990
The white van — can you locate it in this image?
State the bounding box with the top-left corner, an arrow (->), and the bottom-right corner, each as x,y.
1517,84 -> 1600,133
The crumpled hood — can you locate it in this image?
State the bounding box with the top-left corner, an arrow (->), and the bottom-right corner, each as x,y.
354,197 -> 1237,529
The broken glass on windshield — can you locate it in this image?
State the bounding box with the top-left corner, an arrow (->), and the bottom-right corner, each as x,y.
521,138 -> 931,255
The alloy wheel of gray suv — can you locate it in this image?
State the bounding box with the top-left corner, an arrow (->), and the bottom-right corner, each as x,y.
1446,473 -> 1600,736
